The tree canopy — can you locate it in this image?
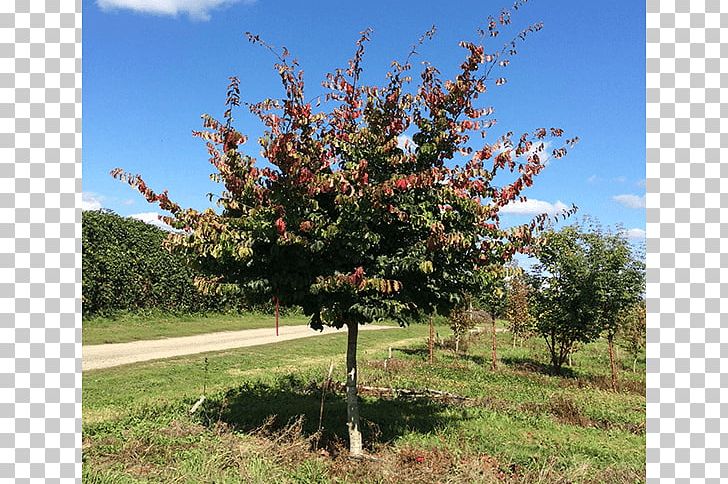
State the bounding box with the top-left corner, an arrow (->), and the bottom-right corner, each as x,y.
112,25 -> 577,332
529,221 -> 645,374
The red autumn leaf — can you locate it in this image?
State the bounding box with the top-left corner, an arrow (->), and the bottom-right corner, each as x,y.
275,217 -> 286,235
395,178 -> 409,190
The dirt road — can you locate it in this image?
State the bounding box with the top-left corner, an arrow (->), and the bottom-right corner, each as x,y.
83,324 -> 395,371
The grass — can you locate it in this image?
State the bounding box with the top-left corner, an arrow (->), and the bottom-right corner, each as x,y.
83,325 -> 418,422
82,310 -> 311,345
83,319 -> 645,483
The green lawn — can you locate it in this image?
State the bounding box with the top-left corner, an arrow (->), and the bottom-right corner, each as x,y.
83,320 -> 645,483
83,311 -> 310,345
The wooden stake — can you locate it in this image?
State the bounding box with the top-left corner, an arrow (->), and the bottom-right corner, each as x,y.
490,313 -> 497,370
428,316 -> 434,364
274,296 -> 279,336
317,361 -> 334,433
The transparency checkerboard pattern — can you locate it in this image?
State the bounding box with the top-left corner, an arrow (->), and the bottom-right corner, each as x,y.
0,0 -> 81,482
646,0 -> 725,483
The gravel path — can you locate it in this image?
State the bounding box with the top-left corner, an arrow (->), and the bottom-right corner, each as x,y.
83,324 -> 395,371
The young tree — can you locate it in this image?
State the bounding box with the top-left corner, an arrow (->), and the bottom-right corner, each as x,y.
475,266 -> 509,370
448,299 -> 478,356
530,222 -> 645,378
504,265 -> 533,348
529,225 -> 600,374
617,301 -> 646,373
586,225 -> 645,390
112,4 -> 576,456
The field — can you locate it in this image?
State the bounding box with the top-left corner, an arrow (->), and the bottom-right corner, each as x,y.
82,316 -> 645,483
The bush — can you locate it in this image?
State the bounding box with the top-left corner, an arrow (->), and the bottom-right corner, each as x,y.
82,210 -> 244,317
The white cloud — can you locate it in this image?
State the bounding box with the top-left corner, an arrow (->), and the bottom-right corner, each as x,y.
397,134 -> 416,152
612,176 -> 627,183
82,192 -> 103,211
129,212 -> 175,231
500,198 -> 569,216
613,194 -> 646,209
626,228 -> 646,239
97,0 -> 255,20
587,174 -> 599,184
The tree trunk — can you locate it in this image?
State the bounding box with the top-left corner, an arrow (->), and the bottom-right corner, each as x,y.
545,334 -> 560,374
553,361 -> 562,375
345,322 -> 363,457
490,313 -> 497,370
428,317 -> 434,364
632,356 -> 637,373
608,334 -> 617,391
550,348 -> 563,375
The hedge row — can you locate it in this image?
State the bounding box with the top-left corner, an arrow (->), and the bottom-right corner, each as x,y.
82,210 -> 244,317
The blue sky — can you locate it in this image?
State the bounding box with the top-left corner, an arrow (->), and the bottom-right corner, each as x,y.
83,0 -> 645,239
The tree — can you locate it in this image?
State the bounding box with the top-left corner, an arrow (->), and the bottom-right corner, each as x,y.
617,301 -> 646,373
448,300 -> 478,356
504,265 -> 533,348
529,225 -> 601,374
529,222 -> 645,379
586,224 -> 645,390
475,266 -> 509,370
112,4 -> 576,456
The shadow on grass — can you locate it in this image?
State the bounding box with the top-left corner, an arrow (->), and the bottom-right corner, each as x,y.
396,347 -> 430,358
196,374 -> 454,453
458,353 -> 488,366
499,356 -> 645,396
500,356 -> 577,378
